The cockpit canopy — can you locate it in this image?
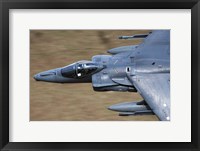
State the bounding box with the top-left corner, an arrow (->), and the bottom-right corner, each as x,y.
61,61 -> 100,78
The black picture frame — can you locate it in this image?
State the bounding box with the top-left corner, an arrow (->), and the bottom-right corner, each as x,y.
0,0 -> 199,151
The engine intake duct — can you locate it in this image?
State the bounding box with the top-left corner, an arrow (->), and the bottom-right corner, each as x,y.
108,100 -> 154,116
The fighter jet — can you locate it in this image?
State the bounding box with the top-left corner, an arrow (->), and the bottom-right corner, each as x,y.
34,30 -> 170,121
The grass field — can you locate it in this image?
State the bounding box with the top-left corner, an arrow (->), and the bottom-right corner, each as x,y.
30,30 -> 159,121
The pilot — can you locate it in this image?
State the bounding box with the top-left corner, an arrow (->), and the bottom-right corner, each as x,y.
61,61 -> 99,79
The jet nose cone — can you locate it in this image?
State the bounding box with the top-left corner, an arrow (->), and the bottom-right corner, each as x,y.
33,74 -> 40,81
33,69 -> 58,82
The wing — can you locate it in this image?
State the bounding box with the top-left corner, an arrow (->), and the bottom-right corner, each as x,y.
128,73 -> 170,121
140,30 -> 169,46
132,30 -> 170,60
107,30 -> 169,56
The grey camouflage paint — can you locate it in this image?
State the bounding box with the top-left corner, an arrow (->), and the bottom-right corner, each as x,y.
34,30 -> 170,121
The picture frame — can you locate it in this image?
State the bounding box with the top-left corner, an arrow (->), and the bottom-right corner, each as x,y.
0,0 -> 199,150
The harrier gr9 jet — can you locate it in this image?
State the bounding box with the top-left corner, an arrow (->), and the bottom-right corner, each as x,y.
34,30 -> 170,121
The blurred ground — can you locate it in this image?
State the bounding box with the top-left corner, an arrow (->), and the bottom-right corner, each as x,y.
30,30 -> 159,121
